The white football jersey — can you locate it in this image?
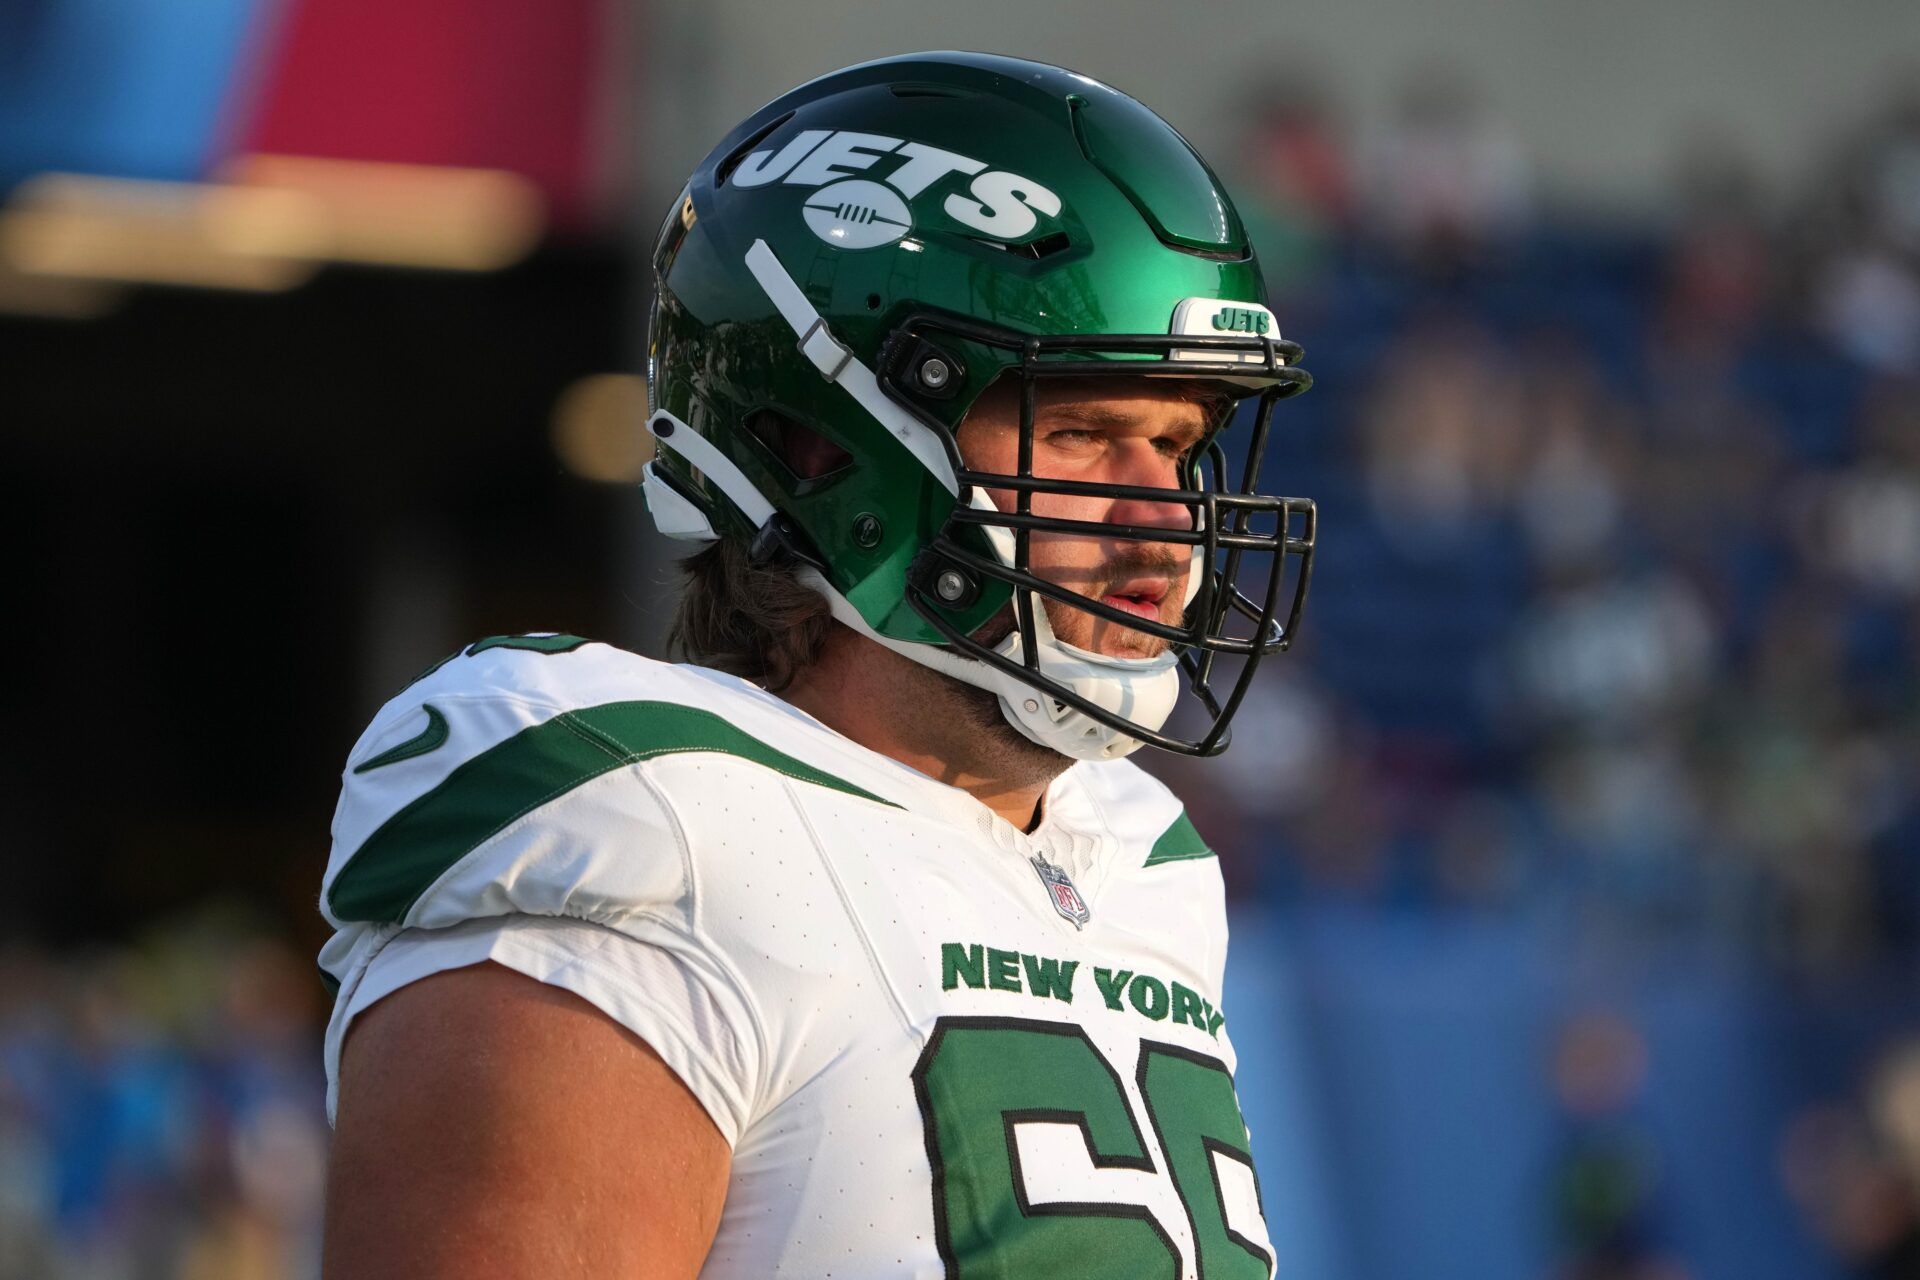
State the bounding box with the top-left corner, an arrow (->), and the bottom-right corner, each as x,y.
319,634 -> 1274,1279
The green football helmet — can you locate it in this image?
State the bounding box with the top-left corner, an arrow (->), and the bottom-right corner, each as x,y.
643,50 -> 1315,760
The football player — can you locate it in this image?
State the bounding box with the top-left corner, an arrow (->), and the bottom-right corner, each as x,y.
320,51 -> 1315,1279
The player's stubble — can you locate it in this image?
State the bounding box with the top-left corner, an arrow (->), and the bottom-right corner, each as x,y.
907,543 -> 1187,793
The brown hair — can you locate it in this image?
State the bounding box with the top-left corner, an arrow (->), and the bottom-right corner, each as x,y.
667,538 -> 835,691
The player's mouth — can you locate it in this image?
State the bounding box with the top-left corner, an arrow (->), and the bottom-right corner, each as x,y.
1099,578 -> 1170,621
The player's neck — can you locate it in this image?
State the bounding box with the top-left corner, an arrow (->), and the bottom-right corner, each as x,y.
778,626 -> 1067,832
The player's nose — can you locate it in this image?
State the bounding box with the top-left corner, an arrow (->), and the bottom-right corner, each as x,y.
1102,443 -> 1192,533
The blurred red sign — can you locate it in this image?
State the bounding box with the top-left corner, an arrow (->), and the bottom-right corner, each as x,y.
239,0 -> 610,228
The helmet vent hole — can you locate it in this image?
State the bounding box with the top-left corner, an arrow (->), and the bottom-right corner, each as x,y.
715,111 -> 795,187
865,293 -> 882,310
888,84 -> 967,99
965,231 -> 1074,261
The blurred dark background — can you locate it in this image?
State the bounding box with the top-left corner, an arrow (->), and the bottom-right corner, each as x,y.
3,3 -> 1919,1278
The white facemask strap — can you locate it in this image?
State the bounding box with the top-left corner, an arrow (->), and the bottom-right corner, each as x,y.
645,409 -> 774,531
743,238 -> 959,495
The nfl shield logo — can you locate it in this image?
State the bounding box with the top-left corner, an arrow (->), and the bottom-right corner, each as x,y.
1030,856 -> 1091,929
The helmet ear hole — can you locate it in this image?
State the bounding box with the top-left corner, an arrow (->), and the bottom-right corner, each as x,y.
746,410 -> 853,480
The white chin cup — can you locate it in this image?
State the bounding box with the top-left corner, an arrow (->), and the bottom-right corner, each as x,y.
988,618 -> 1181,761
956,487 -> 1200,757
799,567 -> 1181,762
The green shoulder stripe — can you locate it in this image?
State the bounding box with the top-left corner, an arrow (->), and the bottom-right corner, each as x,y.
403,632 -> 595,690
328,700 -> 897,923
465,633 -> 593,657
1144,809 -> 1215,867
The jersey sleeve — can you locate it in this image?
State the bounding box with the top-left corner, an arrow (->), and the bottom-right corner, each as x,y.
316,644 -> 768,1143
327,915 -> 757,1142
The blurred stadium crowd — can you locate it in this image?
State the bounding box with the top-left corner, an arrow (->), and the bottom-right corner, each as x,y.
1154,65 -> 1920,1280
5,59 -> 1920,1280
0,918 -> 325,1280
1172,67 -> 1920,968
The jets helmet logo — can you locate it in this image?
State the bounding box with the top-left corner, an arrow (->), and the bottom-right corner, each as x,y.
732,128 -> 1063,250
802,179 -> 913,249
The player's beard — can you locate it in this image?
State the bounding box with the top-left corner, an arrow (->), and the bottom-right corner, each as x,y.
945,544 -> 1189,779
928,673 -> 1064,786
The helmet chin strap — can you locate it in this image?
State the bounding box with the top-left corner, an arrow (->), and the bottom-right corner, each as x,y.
796,566 -> 1180,763
645,404 -> 1191,762
740,240 -> 1202,761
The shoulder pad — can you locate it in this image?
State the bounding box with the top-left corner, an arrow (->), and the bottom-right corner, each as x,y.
325,635 -> 898,927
